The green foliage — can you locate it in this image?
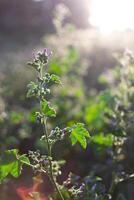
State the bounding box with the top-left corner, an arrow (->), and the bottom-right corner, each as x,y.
28,110 -> 36,123
0,49 -> 90,200
41,99 -> 56,117
26,49 -> 90,200
50,74 -> 61,84
70,123 -> 90,149
10,111 -> 23,124
91,133 -> 114,147
49,48 -> 78,76
85,91 -> 113,130
0,149 -> 30,182
3,48 -> 134,200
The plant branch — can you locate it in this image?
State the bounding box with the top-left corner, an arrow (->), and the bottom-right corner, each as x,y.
42,117 -> 64,200
39,63 -> 64,200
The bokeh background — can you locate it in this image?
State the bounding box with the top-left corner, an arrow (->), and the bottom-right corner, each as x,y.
1,0 -> 134,199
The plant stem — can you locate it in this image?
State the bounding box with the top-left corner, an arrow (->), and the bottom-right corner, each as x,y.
108,172 -> 117,198
39,65 -> 64,200
42,118 -> 65,200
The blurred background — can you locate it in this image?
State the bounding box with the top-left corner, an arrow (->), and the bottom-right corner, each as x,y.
1,0 -> 134,199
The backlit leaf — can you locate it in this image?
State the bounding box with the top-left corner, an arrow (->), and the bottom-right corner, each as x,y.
41,100 -> 56,117
0,149 -> 30,182
91,133 -> 114,147
51,74 -> 61,84
70,123 -> 90,149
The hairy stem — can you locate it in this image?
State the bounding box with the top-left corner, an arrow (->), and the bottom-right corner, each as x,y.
43,118 -> 64,200
39,66 -> 64,200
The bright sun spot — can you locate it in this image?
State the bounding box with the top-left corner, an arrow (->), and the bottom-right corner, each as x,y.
90,0 -> 134,34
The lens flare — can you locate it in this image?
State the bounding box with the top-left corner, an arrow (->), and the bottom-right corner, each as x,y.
16,175 -> 47,200
90,0 -> 134,34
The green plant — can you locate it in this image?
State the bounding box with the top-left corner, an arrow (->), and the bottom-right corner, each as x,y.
2,48 -> 134,200
90,50 -> 134,199
0,49 -> 91,200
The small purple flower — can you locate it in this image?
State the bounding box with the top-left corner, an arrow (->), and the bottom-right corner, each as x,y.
43,48 -> 52,58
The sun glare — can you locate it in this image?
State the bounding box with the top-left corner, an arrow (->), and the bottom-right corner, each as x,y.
90,0 -> 134,34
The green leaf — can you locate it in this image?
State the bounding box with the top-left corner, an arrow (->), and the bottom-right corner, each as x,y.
49,60 -> 62,75
70,123 -> 90,149
85,91 -> 113,130
0,149 -> 30,182
10,161 -> 21,177
19,155 -> 30,166
0,149 -> 19,181
28,110 -> 36,123
50,74 -> 61,84
91,133 -> 114,147
41,100 -> 56,117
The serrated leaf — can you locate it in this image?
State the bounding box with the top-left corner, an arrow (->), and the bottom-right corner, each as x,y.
41,100 -> 56,117
0,149 -> 30,182
70,123 -> 90,149
50,74 -> 61,84
0,149 -> 19,181
19,155 -> 30,166
10,161 -> 21,177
